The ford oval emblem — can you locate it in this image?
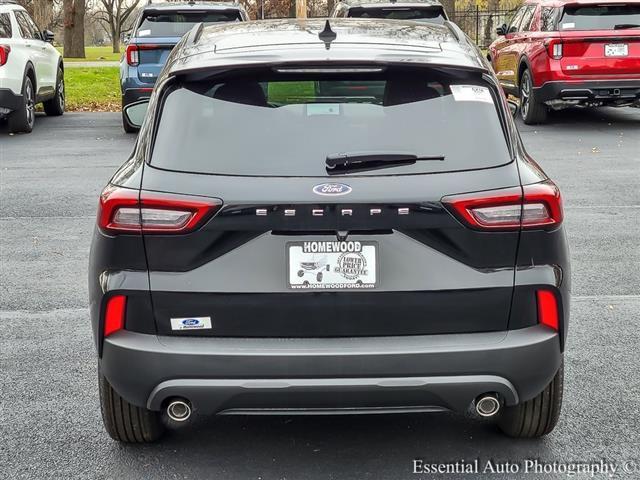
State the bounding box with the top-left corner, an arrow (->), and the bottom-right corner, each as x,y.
181,318 -> 200,326
312,183 -> 352,196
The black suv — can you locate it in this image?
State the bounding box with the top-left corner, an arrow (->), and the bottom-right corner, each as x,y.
90,18 -> 570,443
330,0 -> 448,23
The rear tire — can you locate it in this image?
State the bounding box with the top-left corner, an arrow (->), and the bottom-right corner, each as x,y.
8,76 -> 35,134
99,370 -> 164,443
43,67 -> 65,116
519,69 -> 547,125
498,361 -> 563,438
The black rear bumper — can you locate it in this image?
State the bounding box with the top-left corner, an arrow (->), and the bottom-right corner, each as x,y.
101,325 -> 562,414
0,88 -> 23,113
122,88 -> 153,108
534,80 -> 640,103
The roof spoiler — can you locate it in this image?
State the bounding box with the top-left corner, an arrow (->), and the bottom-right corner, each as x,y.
443,20 -> 464,42
192,22 -> 205,44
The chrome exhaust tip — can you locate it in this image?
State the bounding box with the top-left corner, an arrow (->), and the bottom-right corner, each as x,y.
475,394 -> 501,417
166,399 -> 192,422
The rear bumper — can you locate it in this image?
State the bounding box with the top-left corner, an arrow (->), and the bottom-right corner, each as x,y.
534,79 -> 640,103
122,87 -> 154,107
101,324 -> 562,415
0,88 -> 22,113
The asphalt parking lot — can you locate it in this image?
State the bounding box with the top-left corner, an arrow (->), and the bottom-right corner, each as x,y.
1,108 -> 639,479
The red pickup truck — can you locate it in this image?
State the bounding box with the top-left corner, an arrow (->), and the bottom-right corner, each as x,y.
489,0 -> 640,124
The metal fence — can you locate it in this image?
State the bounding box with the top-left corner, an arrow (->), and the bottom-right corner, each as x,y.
449,7 -> 516,48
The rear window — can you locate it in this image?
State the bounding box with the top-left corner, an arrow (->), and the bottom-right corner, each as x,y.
136,10 -> 242,37
560,4 -> 640,30
347,7 -> 446,23
150,68 -> 511,177
0,13 -> 12,38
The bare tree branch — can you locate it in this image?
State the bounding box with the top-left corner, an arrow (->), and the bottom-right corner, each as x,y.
94,0 -> 141,53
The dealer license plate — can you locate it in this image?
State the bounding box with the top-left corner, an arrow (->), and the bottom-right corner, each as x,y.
287,240 -> 377,290
605,44 -> 628,57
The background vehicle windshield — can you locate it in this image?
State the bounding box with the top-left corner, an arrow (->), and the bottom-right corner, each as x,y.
136,10 -> 242,37
347,7 -> 447,23
560,4 -> 640,30
150,69 -> 511,177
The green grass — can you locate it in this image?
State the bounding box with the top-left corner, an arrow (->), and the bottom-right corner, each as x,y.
56,46 -> 121,62
64,67 -> 120,111
267,81 -> 316,103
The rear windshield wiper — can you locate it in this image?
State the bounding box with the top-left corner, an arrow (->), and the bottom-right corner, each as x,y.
614,24 -> 640,29
326,152 -> 445,174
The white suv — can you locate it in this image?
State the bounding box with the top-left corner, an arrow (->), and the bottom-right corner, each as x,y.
0,0 -> 64,133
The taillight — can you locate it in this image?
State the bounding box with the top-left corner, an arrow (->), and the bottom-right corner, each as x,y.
536,290 -> 559,331
104,295 -> 126,337
97,185 -> 222,234
521,181 -> 563,228
545,39 -> 563,59
0,45 -> 10,66
125,44 -> 139,66
442,180 -> 563,231
125,44 -> 161,66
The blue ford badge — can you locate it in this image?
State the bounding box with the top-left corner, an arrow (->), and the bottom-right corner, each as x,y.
181,318 -> 200,326
313,183 -> 352,196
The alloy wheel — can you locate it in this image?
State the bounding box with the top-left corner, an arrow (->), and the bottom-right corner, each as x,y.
25,80 -> 35,128
520,72 -> 531,120
58,78 -> 65,112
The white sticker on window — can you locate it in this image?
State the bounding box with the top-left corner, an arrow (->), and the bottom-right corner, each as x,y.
561,22 -> 575,29
170,316 -> 212,330
306,104 -> 340,116
138,29 -> 151,37
450,85 -> 493,104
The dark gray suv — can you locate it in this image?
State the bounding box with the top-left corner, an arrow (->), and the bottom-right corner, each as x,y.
330,0 -> 448,23
89,18 -> 570,443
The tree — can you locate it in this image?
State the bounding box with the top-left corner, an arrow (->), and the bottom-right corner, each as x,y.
63,0 -> 85,57
95,0 -> 141,54
295,0 -> 307,18
33,0 -> 54,30
15,0 -> 60,30
326,0 -> 335,16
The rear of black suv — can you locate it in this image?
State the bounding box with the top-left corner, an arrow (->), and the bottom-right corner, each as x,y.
90,36 -> 569,442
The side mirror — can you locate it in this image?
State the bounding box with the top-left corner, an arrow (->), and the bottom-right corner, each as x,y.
507,99 -> 519,118
123,100 -> 150,128
43,30 -> 55,43
496,24 -> 507,36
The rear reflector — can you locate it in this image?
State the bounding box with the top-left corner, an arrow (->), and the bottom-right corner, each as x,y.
98,185 -> 222,234
536,290 -> 559,331
442,180 -> 563,231
104,295 -> 126,337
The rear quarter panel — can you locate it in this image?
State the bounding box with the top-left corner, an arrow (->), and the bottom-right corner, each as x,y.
0,12 -> 28,94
